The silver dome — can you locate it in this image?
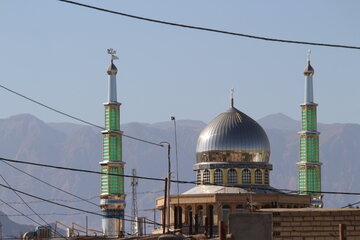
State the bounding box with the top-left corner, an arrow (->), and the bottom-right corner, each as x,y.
196,106 -> 270,163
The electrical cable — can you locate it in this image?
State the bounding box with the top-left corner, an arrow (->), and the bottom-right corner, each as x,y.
0,197 -> 43,226
0,192 -> 160,206
0,174 -> 65,238
0,212 -> 88,217
58,0 -> 360,50
0,84 -> 163,147
2,161 -> 99,208
0,182 -> 161,226
1,161 -> 159,226
0,157 -> 195,184
2,156 -> 360,196
341,200 -> 360,208
0,196 -> 97,205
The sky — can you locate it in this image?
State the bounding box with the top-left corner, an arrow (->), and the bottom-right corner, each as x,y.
1,0 -> 360,126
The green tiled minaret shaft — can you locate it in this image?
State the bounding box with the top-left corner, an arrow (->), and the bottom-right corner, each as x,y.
297,52 -> 323,208
99,49 -> 126,236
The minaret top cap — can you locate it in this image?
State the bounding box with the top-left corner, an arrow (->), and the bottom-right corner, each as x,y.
107,48 -> 118,75
304,49 -> 315,76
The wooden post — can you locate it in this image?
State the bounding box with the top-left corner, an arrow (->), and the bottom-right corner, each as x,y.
339,224 -> 346,240
162,178 -> 168,234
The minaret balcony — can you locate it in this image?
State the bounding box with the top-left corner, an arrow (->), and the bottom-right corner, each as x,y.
103,101 -> 121,106
298,130 -> 320,136
300,102 -> 318,107
296,161 -> 322,167
101,129 -> 123,135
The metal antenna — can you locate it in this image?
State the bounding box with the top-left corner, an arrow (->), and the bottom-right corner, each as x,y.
131,168 -> 139,235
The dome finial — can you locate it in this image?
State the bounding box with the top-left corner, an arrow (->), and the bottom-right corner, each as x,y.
304,49 -> 314,76
107,48 -> 119,75
230,88 -> 234,107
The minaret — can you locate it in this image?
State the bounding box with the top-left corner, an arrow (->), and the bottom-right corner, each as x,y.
99,48 -> 126,236
297,50 -> 323,208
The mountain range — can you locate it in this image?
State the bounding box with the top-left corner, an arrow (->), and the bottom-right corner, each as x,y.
0,113 -> 359,234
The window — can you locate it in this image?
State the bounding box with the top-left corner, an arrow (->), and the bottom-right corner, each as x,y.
203,169 -> 210,185
264,170 -> 269,185
255,169 -> 262,184
227,169 -> 237,185
242,169 -> 251,185
214,169 -> 223,185
196,170 -> 202,185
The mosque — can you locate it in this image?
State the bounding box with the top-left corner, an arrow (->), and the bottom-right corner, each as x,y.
97,49 -> 324,237
154,54 -> 322,236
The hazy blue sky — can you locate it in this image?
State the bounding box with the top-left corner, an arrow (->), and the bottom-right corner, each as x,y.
1,1 -> 360,125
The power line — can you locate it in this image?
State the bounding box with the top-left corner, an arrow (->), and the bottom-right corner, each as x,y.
3,156 -> 360,196
0,192 -> 160,206
58,0 -> 360,50
0,198 -> 42,227
0,174 -> 64,238
0,212 -> 88,217
1,161 -> 99,208
0,84 -> 162,147
342,200 -> 360,209
0,157 -> 195,184
0,183 -> 161,226
0,196 -> 97,205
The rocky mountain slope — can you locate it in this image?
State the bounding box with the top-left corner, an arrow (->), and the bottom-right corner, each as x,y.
0,113 -> 359,233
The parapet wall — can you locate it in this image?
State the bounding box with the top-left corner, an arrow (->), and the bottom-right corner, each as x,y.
260,208 -> 360,240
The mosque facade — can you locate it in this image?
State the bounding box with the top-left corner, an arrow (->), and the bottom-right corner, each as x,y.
154,56 -> 324,235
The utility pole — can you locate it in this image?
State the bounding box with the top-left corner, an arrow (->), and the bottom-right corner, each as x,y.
131,169 -> 139,235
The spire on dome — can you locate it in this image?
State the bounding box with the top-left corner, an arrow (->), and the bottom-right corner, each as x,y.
230,88 -> 234,107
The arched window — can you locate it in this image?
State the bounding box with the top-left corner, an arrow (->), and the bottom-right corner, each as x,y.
195,205 -> 203,233
255,169 -> 262,184
203,169 -> 210,185
222,205 -> 231,222
264,170 -> 269,185
196,170 -> 202,185
236,204 -> 243,212
214,169 -> 223,185
227,169 -> 237,185
242,169 -> 251,185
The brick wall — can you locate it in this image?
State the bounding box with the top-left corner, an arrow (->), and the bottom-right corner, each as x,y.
260,208 -> 360,240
